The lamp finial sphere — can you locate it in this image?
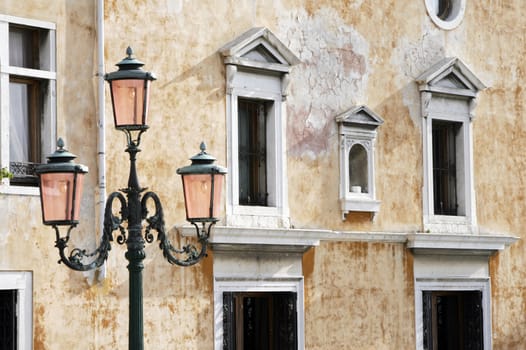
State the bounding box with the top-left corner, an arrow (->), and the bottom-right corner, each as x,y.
200,142 -> 206,153
57,138 -> 65,149
126,46 -> 133,58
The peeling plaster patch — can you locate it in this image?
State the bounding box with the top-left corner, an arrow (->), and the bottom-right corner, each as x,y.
166,0 -> 184,13
391,30 -> 445,129
279,7 -> 369,158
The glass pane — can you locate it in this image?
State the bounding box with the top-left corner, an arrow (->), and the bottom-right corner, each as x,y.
9,25 -> 37,69
238,99 -> 267,206
182,174 -> 212,220
40,172 -> 84,223
432,121 -> 460,215
9,82 -> 30,163
349,144 -> 368,193
110,79 -> 147,127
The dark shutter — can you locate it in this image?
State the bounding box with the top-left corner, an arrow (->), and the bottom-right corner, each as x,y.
223,292 -> 235,350
0,290 -> 17,350
463,291 -> 483,350
423,291 -> 433,350
273,293 -> 298,350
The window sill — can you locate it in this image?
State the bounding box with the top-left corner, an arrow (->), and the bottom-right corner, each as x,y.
0,184 -> 39,196
424,215 -> 476,234
340,196 -> 381,220
228,205 -> 290,228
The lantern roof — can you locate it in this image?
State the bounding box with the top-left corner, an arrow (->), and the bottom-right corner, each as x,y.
36,138 -> 88,174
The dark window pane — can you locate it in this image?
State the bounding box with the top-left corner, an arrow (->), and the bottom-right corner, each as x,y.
437,0 -> 453,20
0,290 -> 17,350
423,290 -> 483,350
223,292 -> 297,350
9,25 -> 39,69
238,99 -> 267,206
432,121 -> 460,215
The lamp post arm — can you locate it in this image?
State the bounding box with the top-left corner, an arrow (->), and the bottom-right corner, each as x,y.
52,224 -> 112,271
51,191 -> 129,271
141,191 -> 210,266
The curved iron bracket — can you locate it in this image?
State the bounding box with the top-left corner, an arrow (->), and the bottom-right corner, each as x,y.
141,191 -> 211,266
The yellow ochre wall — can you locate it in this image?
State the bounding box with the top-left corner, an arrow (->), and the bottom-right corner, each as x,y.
0,0 -> 525,349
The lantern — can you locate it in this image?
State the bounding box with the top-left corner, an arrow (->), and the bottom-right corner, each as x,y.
104,47 -> 156,130
177,143 -> 227,223
36,138 -> 88,226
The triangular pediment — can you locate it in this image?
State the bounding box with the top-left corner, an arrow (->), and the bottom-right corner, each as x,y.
416,57 -> 486,96
219,27 -> 300,72
336,105 -> 384,128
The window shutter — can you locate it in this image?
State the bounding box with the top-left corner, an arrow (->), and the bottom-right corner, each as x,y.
223,292 -> 235,350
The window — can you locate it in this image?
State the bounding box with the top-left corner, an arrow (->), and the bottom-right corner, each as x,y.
0,272 -> 32,350
219,27 -> 300,227
0,15 -> 56,190
417,58 -> 485,233
238,99 -> 268,206
424,0 -> 466,30
414,277 -> 491,350
336,105 -> 383,220
423,290 -> 483,350
214,277 -> 305,350
432,120 -> 461,216
223,292 -> 297,350
0,290 -> 17,350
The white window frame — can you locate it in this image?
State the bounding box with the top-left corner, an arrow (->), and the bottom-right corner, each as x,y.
0,271 -> 33,350
214,277 -> 305,350
424,0 -> 466,30
0,14 -> 56,196
226,70 -> 288,226
414,278 -> 491,350
417,58 -> 485,234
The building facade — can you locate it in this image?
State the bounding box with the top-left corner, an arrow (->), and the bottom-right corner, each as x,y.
0,0 -> 525,349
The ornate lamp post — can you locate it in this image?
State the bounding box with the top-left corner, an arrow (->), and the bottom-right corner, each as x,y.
36,47 -> 226,350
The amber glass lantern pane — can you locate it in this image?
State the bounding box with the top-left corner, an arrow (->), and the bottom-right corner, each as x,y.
110,79 -> 150,128
39,172 -> 84,224
182,173 -> 224,221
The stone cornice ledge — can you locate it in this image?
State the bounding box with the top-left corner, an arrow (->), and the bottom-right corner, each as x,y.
179,225 -> 518,255
407,233 -> 519,256
205,226 -> 408,253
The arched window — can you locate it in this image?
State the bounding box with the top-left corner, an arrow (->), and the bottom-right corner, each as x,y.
349,144 -> 368,194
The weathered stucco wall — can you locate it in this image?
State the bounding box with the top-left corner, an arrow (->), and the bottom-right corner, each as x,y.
1,0 -> 526,349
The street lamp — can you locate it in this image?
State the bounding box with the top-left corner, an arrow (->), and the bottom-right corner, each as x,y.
36,47 -> 227,350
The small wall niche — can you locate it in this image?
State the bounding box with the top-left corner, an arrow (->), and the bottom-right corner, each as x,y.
336,105 -> 383,221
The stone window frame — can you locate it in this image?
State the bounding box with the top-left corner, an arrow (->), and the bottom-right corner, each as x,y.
214,277 -> 305,350
417,57 -> 485,234
335,105 -> 383,220
219,27 -> 300,228
0,271 -> 33,349
0,14 -> 56,196
414,278 -> 491,350
424,0 -> 466,30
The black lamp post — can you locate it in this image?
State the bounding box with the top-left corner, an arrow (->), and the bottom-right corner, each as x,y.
36,47 -> 226,350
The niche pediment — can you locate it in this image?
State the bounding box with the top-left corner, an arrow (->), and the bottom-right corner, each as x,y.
219,27 -> 300,72
336,105 -> 384,129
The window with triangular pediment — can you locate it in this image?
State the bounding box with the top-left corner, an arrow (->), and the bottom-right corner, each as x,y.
417,57 -> 485,234
219,27 -> 300,228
